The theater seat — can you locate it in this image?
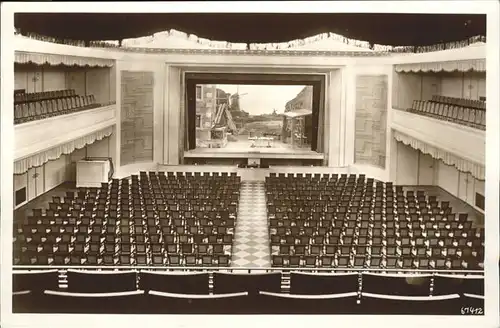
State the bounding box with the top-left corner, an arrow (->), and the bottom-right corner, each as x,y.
360,292 -> 461,315
257,291 -> 359,314
145,290 -> 249,314
40,290 -> 145,313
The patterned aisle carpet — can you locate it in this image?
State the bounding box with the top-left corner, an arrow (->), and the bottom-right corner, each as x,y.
231,181 -> 271,267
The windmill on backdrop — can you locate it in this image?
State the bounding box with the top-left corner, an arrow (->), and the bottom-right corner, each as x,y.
212,86 -> 248,135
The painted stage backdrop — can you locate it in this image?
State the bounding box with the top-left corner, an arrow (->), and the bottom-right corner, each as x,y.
120,71 -> 155,165
354,75 -> 388,168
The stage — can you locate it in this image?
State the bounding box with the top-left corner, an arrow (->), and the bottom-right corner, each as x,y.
185,139 -> 324,160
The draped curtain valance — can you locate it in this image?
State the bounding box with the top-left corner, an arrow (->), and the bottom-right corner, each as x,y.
14,127 -> 113,174
394,130 -> 485,180
15,51 -> 114,67
395,59 -> 486,73
19,29 -> 486,55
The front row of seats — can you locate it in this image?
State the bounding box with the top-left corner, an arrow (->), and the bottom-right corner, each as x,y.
13,270 -> 484,315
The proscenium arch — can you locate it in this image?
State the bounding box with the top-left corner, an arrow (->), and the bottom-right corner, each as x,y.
184,73 -> 326,153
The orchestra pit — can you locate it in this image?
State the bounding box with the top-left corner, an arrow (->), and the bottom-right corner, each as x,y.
9,13 -> 488,316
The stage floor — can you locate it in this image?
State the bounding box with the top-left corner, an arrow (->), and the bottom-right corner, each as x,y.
186,139 -> 323,159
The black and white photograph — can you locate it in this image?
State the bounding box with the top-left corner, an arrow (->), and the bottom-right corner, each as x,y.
1,2 -> 498,328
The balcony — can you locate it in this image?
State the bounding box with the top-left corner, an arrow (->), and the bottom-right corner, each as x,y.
391,108 -> 485,166
14,89 -> 113,125
405,96 -> 485,131
15,104 -> 116,160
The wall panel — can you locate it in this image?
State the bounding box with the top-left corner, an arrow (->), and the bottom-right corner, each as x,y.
42,66 -> 66,91
437,161 -> 460,196
440,74 -> 463,98
474,179 -> 485,210
109,65 -> 117,102
327,69 -> 344,167
14,173 -> 28,207
395,72 -> 421,109
166,66 -> 181,165
44,155 -> 67,192
457,171 -> 469,201
14,64 -> 42,92
120,71 -> 155,165
417,152 -> 436,185
68,147 -> 87,181
420,74 -> 441,101
395,142 -> 418,185
87,137 -> 110,158
65,68 -> 86,96
354,75 -> 388,168
86,67 -> 112,104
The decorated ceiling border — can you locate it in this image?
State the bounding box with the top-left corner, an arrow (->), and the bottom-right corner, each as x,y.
15,28 -> 486,55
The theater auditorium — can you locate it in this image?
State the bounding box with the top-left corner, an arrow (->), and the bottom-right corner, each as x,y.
8,13 -> 488,315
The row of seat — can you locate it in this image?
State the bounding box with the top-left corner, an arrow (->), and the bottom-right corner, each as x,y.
270,254 -> 481,270
16,253 -> 232,267
12,270 -> 484,314
431,95 -> 486,110
14,95 -> 100,124
14,171 -> 240,267
266,176 -> 484,270
14,89 -> 76,103
409,99 -> 486,129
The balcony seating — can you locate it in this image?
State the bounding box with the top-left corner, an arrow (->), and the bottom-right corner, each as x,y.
431,95 -> 486,110
139,271 -> 210,294
266,174 -> 484,270
13,171 -> 240,268
13,89 -> 103,124
360,292 -> 461,315
289,272 -> 358,295
257,291 -> 359,314
409,96 -> 486,130
361,273 -> 431,296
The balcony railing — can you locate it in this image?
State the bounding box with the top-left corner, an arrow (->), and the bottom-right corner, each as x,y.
13,266 -> 483,293
14,103 -> 116,161
405,96 -> 486,130
392,108 -> 485,167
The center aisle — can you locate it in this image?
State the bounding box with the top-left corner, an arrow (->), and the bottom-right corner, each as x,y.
231,180 -> 271,267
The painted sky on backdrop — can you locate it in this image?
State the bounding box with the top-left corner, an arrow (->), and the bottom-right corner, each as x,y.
214,84 -> 307,115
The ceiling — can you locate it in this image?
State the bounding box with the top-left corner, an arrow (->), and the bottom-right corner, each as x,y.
14,13 -> 486,46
